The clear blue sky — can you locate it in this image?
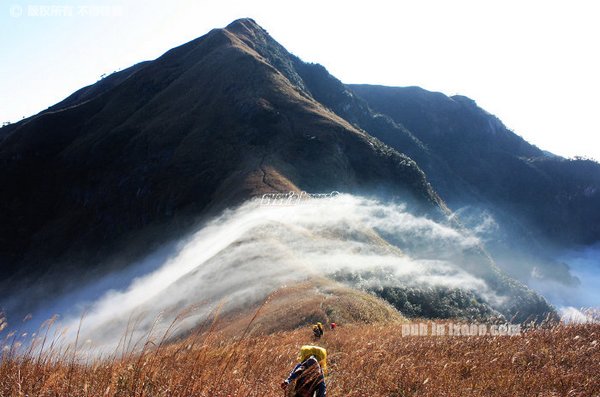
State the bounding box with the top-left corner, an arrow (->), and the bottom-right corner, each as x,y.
1,0 -> 599,160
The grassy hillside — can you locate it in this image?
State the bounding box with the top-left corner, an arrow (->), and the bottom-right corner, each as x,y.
2,323 -> 597,396
214,279 -> 405,338
1,299 -> 597,396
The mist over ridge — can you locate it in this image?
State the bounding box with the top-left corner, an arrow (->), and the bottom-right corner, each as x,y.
14,193 -> 546,352
1,18 -> 598,351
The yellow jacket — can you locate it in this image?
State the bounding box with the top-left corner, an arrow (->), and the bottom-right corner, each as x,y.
298,345 -> 327,375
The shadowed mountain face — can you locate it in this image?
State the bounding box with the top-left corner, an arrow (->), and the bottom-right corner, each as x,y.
2,18 -> 587,324
346,85 -> 600,286
0,19 -> 440,286
349,85 -> 600,247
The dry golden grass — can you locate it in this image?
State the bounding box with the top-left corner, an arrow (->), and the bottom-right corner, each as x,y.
1,307 -> 599,397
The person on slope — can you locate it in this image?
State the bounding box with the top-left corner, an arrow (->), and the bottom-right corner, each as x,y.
281,345 -> 327,397
312,322 -> 324,338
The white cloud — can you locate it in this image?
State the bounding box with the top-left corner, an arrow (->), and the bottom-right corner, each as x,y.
48,194 -> 500,352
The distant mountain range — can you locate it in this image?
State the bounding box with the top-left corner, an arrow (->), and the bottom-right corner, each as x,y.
2,18 -> 598,324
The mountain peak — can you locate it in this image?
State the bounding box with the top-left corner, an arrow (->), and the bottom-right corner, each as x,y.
0,16 -> 446,293
225,18 -> 263,35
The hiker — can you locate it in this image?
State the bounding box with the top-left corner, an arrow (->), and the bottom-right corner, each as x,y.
329,322 -> 337,331
312,322 -> 324,338
281,345 -> 327,397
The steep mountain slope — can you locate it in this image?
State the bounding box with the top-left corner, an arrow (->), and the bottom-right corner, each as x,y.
0,19 -> 441,287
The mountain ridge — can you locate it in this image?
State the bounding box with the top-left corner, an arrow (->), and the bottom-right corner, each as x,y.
0,18 -> 443,291
349,83 -> 600,283
3,17 -> 591,325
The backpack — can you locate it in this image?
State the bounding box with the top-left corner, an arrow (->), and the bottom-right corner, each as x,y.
298,345 -> 327,375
